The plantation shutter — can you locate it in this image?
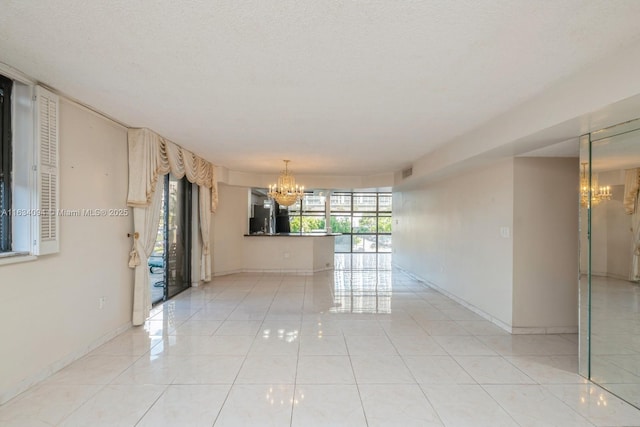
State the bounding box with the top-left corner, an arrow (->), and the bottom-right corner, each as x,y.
33,86 -> 59,255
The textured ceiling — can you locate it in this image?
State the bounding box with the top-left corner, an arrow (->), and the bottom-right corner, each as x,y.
2,0 -> 640,175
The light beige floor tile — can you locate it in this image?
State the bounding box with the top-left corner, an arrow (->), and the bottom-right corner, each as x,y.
214,385 -> 294,427
171,320 -> 222,336
454,356 -> 535,384
45,355 -> 138,385
89,333 -> 162,356
433,335 -> 497,356
359,384 -> 443,427
345,335 -> 398,355
378,319 -> 425,336
249,335 -> 300,355
296,356 -> 355,384
299,335 -> 348,355
351,355 -> 414,384
422,384 -> 519,427
300,319 -> 343,336
456,320 -> 510,335
0,384 -> 101,426
388,334 -> 447,356
545,384 -> 640,427
236,355 -> 298,384
478,335 -> 578,356
340,320 -> 386,336
505,355 -> 587,384
291,385 -> 367,427
172,355 -> 245,384
484,384 -> 594,427
58,384 -> 166,427
404,355 -> 475,385
136,385 -> 230,427
214,320 -> 263,336
111,354 -> 181,385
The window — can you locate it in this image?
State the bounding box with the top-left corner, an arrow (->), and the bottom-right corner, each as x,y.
0,75 -> 12,252
270,191 -> 392,254
0,70 -> 59,258
287,194 -> 326,233
330,192 -> 392,253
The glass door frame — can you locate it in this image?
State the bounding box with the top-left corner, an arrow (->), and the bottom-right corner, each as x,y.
152,173 -> 193,304
579,118 -> 640,409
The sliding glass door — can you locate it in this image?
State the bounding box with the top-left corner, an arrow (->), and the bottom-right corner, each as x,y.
150,173 -> 192,304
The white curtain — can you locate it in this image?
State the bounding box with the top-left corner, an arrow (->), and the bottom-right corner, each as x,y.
624,168 -> 640,281
131,181 -> 164,325
623,168 -> 640,215
199,185 -> 212,282
632,200 -> 640,282
127,128 -> 217,325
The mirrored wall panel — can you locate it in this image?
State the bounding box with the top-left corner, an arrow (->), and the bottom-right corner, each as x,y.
580,119 -> 640,409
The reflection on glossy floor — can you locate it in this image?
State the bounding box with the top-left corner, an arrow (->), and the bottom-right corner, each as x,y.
2,254 -> 640,426
589,276 -> 640,409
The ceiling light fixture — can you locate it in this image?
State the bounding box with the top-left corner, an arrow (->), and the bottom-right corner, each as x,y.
268,160 -> 305,207
580,162 -> 612,208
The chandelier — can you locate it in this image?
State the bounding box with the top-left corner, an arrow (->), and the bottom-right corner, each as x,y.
580,163 -> 612,208
268,160 -> 305,207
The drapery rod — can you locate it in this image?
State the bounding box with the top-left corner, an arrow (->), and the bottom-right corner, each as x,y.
127,232 -> 140,239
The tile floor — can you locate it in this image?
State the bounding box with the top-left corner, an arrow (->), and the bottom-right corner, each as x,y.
1,255 -> 640,426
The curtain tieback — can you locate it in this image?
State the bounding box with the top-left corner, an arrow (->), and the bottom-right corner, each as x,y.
203,242 -> 210,256
128,233 -> 141,268
635,243 -> 640,257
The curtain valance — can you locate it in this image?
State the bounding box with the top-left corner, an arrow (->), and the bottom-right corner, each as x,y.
126,128 -> 218,212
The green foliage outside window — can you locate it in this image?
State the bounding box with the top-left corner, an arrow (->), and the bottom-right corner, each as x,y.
354,216 -> 376,233
330,216 -> 351,233
289,216 -> 325,233
378,216 -> 392,233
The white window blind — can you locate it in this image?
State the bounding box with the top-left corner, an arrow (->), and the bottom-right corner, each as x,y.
33,86 -> 59,255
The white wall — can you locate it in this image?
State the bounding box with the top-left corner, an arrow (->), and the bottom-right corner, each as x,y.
0,99 -> 133,403
393,159 -> 515,327
211,183 -> 249,276
395,157 -> 581,332
512,157 -> 579,331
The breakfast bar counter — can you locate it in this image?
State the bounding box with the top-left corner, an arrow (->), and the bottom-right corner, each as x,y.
242,233 -> 338,274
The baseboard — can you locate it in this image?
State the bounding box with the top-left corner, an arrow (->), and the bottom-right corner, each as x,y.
511,326 -> 579,334
592,271 -> 634,281
212,269 -> 243,277
212,267 -> 334,277
0,321 -> 132,405
241,268 -> 313,276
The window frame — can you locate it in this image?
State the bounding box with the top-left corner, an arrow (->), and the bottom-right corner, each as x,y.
0,75 -> 12,252
330,192 -> 392,253
286,193 -> 327,234
0,66 -> 60,262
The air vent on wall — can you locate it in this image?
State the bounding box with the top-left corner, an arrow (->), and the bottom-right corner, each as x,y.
402,167 -> 413,179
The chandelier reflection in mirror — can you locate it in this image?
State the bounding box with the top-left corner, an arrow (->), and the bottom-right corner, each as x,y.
580,162 -> 612,208
268,160 -> 305,207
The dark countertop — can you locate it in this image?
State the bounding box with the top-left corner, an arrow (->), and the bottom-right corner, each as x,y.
244,233 -> 341,237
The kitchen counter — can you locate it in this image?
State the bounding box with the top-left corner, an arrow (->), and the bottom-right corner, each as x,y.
242,233 -> 337,274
